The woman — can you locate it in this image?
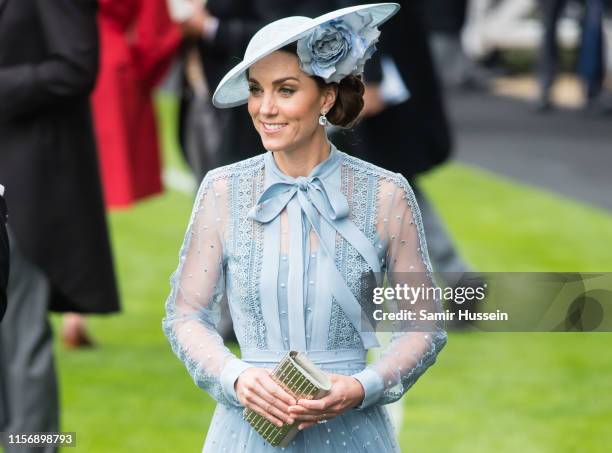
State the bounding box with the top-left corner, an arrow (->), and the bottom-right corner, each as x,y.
92,0 -> 182,209
163,4 -> 447,451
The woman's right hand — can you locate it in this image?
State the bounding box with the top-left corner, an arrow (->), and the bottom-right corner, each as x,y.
235,368 -> 297,427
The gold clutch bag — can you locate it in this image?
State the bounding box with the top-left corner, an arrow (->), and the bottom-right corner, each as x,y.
243,351 -> 332,447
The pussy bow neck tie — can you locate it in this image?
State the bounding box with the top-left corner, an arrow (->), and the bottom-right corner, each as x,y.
248,146 -> 382,350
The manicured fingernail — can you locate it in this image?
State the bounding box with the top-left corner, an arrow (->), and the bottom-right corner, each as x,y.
277,421 -> 283,427
288,418 -> 294,424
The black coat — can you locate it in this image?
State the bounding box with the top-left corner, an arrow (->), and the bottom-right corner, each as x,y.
356,0 -> 453,179
421,0 -> 468,34
0,0 -> 120,314
179,0 -> 264,168
0,192 -> 7,321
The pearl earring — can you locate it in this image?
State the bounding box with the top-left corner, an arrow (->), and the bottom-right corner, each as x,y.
318,112 -> 329,126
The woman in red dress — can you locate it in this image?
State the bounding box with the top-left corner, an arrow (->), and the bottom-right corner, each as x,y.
91,0 -> 182,209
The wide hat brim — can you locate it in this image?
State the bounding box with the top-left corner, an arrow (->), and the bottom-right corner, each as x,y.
212,3 -> 400,108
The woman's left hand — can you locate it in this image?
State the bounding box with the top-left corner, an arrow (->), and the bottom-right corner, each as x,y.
288,373 -> 365,430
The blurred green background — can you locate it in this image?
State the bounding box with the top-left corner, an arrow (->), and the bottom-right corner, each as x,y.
45,94 -> 612,453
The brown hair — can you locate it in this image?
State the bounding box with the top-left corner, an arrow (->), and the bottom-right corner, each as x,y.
279,43 -> 365,128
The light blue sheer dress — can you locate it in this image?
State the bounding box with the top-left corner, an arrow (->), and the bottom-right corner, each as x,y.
163,143 -> 447,452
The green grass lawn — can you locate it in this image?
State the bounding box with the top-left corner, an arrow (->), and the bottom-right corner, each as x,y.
45,95 -> 612,453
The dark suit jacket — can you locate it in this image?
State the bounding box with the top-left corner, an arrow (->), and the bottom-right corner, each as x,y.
422,0 -> 467,34
357,0 -> 453,179
0,0 -> 120,313
178,0 -> 263,168
0,192 -> 8,321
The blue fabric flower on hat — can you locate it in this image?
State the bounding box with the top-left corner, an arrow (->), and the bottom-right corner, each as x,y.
297,11 -> 380,83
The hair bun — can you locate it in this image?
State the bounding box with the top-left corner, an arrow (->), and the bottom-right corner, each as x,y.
327,75 -> 365,128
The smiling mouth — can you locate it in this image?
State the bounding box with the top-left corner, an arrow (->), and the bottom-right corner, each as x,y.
261,122 -> 288,133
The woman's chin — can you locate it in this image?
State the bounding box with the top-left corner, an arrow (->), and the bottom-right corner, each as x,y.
260,137 -> 288,152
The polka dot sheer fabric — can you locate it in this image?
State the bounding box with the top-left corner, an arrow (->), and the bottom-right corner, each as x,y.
163,144 -> 447,452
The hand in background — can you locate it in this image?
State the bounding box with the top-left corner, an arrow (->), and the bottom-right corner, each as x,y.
180,7 -> 206,39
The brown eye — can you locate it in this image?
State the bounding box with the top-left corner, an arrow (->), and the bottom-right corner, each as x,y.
248,85 -> 262,95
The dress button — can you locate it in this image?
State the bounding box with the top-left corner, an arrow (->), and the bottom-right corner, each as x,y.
309,280 -> 314,285
280,283 -> 286,288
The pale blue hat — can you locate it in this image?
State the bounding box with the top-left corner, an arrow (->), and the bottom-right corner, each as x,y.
212,3 -> 400,108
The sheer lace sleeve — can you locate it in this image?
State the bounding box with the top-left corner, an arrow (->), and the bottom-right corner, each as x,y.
163,173 -> 253,408
352,175 -> 447,408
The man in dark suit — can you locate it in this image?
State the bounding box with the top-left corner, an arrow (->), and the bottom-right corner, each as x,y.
357,0 -> 452,178
177,0 -> 264,178
333,0 -> 474,290
0,1 -> 120,449
537,0 -> 607,111
0,185 -> 7,322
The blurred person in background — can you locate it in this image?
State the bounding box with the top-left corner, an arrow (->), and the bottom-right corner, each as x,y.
0,185 -> 7,322
334,0 -> 478,319
170,0 -> 264,180
0,1 -> 120,450
92,0 -> 182,210
422,0 -> 491,91
69,0 -> 182,349
537,0 -> 608,112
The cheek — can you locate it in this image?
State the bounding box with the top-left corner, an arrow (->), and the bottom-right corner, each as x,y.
281,98 -> 319,126
247,99 -> 260,121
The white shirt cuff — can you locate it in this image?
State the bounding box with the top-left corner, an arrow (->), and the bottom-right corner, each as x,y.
220,358 -> 253,406
352,368 -> 384,409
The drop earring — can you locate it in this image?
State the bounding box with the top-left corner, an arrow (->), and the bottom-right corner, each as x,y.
318,112 -> 329,126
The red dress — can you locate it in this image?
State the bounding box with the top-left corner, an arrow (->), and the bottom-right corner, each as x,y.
92,0 -> 181,209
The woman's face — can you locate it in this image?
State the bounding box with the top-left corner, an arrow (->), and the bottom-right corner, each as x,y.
247,51 -> 335,153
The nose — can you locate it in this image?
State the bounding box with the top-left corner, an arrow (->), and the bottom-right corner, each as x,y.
259,92 -> 278,116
